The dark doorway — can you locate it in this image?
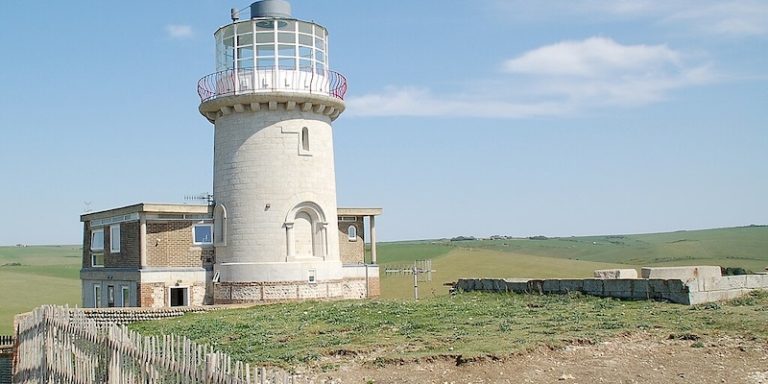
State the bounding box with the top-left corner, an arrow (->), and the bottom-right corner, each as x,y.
170,287 -> 188,307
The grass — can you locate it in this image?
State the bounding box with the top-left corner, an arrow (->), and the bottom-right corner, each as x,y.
0,245 -> 82,334
129,290 -> 768,369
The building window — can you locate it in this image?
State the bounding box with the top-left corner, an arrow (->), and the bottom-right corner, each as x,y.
93,284 -> 101,308
193,224 -> 214,245
339,216 -> 357,222
107,285 -> 115,308
110,224 -> 120,253
347,225 -> 357,241
121,286 -> 130,307
308,269 -> 317,284
301,127 -> 310,151
214,204 -> 227,246
91,229 -> 104,251
91,253 -> 104,267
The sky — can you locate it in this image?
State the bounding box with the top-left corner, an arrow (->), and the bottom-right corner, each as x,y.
0,0 -> 766,245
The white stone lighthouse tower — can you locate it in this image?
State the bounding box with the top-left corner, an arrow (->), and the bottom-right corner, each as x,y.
197,0 -> 351,302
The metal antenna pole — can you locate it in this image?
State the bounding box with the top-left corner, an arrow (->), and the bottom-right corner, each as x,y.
413,265 -> 419,300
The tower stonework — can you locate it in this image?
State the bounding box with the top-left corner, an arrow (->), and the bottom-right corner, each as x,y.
197,0 -> 363,302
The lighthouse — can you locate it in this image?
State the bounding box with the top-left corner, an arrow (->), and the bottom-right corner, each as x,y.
197,0 -> 365,302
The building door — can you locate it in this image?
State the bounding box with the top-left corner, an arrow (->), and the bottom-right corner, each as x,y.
170,287 -> 188,307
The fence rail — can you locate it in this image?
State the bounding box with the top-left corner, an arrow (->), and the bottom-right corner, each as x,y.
197,67 -> 347,102
14,306 -> 296,383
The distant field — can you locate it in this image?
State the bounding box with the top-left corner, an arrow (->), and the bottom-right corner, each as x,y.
0,245 -> 82,334
375,226 -> 768,299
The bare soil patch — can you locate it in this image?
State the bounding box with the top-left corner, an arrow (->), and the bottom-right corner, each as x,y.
304,333 -> 768,383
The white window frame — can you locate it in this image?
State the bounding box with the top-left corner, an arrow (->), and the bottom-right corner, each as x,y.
347,225 -> 357,241
308,269 -> 317,284
193,223 -> 214,245
90,229 -> 104,251
93,284 -> 101,308
121,286 -> 130,307
91,253 -> 104,268
110,224 -> 121,253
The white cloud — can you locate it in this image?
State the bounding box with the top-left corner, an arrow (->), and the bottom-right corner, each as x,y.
166,24 -> 194,39
503,37 -> 680,77
347,87 -> 568,119
347,38 -> 713,118
491,0 -> 768,38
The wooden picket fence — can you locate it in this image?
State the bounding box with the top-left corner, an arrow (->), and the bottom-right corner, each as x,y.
14,305 -> 296,384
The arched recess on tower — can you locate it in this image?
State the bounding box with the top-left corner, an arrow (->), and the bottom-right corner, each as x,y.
284,202 -> 328,260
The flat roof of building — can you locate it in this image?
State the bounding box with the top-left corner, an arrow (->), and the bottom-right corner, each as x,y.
80,203 -> 212,222
337,208 -> 383,216
81,204 -> 382,222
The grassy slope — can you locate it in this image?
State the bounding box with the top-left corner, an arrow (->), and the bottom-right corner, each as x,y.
130,291 -> 768,369
376,226 -> 768,299
0,246 -> 82,334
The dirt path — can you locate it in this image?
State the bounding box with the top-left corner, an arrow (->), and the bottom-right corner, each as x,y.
300,333 -> 768,383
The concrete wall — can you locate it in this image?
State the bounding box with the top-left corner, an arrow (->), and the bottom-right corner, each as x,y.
455,275 -> 768,305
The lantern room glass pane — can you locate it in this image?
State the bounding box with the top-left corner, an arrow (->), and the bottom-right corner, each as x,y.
237,58 -> 254,69
315,62 -> 325,73
278,32 -> 295,43
255,33 -> 274,43
299,59 -> 312,71
237,47 -> 254,60
298,21 -> 312,34
279,58 -> 296,70
298,34 -> 312,46
255,20 -> 274,30
236,33 -> 253,46
256,45 -> 275,57
278,20 -> 295,31
315,37 -> 324,49
315,50 -> 325,63
222,25 -> 234,38
298,46 -> 312,59
278,44 -> 295,57
257,58 -> 275,68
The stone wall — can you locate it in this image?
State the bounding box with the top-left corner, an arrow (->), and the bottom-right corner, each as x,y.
213,277 -> 371,304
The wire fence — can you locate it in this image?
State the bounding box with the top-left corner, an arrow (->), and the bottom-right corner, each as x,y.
14,305 -> 295,384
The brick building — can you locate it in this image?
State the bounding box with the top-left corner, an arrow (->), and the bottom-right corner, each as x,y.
80,204 -> 380,308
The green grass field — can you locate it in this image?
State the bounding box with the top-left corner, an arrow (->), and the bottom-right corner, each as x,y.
1,225 -> 767,333
0,245 -> 82,334
130,291 -> 768,369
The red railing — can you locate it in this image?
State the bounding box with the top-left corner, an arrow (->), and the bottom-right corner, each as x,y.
197,67 -> 347,102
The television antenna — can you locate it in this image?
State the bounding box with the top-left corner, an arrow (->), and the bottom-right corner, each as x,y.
184,192 -> 215,205
384,259 -> 435,300
83,201 -> 92,213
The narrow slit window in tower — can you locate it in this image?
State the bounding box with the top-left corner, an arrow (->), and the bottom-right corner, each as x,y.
301,127 -> 309,151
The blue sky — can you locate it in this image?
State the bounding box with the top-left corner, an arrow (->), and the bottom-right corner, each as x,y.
1,0 -> 766,245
